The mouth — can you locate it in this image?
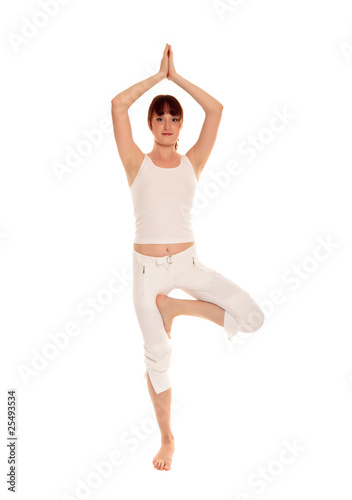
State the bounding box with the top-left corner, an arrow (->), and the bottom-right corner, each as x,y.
162,133 -> 173,136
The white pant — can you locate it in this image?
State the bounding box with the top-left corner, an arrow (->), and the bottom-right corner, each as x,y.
132,243 -> 264,394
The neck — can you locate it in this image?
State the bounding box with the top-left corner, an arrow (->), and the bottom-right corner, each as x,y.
150,145 -> 178,160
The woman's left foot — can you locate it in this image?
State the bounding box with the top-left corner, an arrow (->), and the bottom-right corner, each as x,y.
155,294 -> 176,338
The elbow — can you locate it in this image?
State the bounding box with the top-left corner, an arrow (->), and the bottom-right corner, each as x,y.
213,99 -> 224,111
207,104 -> 223,114
212,101 -> 224,112
111,95 -> 124,106
111,96 -> 129,112
111,97 -> 127,114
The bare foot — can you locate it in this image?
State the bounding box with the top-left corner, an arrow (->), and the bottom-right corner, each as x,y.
155,294 -> 177,339
153,439 -> 175,471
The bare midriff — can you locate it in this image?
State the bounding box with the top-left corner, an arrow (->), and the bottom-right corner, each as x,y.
133,241 -> 195,257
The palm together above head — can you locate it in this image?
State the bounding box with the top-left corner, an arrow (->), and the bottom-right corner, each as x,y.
159,43 -> 177,80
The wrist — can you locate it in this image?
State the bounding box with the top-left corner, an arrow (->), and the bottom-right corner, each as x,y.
157,71 -> 167,81
168,72 -> 179,83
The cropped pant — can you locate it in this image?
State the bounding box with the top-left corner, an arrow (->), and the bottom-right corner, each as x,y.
132,243 -> 264,394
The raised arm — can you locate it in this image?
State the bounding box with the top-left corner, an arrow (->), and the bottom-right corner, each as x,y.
167,45 -> 223,177
111,44 -> 169,185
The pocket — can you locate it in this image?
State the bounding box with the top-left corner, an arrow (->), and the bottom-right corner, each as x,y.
175,254 -> 205,281
173,255 -> 194,281
132,258 -> 148,299
142,264 -> 146,297
193,255 -> 209,273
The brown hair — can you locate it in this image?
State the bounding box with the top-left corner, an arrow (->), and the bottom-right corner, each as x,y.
147,95 -> 183,151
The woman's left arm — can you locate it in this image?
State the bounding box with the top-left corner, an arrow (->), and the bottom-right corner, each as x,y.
167,45 -> 223,174
169,72 -> 223,114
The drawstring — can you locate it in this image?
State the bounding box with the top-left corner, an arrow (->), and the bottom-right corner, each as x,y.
141,253 -> 196,297
156,254 -> 173,273
160,261 -> 172,274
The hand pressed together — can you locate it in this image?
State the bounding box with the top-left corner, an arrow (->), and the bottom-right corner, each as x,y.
159,43 -> 177,80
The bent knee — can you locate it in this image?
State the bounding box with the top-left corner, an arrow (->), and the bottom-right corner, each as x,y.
242,306 -> 265,333
225,291 -> 265,334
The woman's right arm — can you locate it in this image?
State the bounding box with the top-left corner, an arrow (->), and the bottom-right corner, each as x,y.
111,45 -> 169,184
111,71 -> 165,110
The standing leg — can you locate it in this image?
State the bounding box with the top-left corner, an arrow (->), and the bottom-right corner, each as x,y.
146,372 -> 175,471
132,255 -> 176,471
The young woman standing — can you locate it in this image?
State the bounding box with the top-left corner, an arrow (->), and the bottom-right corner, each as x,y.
111,44 -> 264,471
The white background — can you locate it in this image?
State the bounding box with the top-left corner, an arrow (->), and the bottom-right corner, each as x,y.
1,0 -> 352,498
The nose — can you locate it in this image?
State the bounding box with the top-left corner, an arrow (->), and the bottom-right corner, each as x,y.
164,119 -> 173,130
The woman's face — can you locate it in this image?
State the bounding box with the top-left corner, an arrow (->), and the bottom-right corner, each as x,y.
151,111 -> 182,146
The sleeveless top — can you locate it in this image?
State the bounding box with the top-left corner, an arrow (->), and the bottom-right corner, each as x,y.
129,154 -> 198,244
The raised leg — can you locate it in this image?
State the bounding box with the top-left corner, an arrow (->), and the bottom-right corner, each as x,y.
156,294 -> 225,338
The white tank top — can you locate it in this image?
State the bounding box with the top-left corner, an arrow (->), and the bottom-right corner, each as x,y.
129,154 -> 198,244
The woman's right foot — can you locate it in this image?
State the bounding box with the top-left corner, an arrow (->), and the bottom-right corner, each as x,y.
152,438 -> 175,471
155,294 -> 177,338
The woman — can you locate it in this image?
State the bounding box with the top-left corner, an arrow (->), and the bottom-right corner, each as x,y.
111,44 -> 265,471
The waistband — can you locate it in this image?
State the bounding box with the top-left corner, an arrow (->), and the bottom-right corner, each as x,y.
133,243 -> 198,265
